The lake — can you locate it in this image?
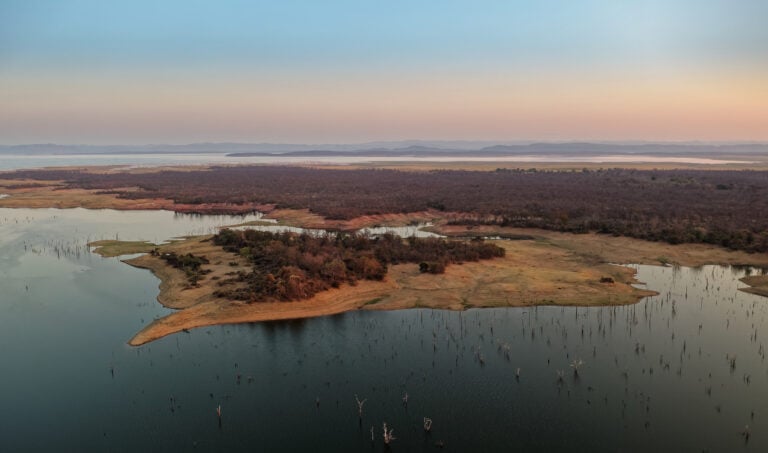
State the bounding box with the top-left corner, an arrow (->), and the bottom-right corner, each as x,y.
0,208 -> 766,451
0,152 -> 755,172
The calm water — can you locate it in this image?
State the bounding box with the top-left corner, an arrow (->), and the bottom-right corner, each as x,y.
232,222 -> 440,239
0,208 -> 767,451
0,152 -> 754,171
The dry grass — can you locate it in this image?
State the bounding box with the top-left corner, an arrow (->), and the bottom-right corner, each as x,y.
740,275 -> 768,297
0,179 -> 264,213
123,234 -> 656,345
0,180 -> 167,210
266,208 -> 443,230
431,225 -> 768,268
90,240 -> 157,257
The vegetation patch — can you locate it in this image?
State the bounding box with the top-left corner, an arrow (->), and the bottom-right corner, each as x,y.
363,297 -> 385,306
155,250 -> 211,285
10,166 -> 768,253
211,229 -> 504,302
89,240 -> 156,257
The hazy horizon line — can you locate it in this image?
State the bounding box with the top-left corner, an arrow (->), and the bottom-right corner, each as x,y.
3,139 -> 768,148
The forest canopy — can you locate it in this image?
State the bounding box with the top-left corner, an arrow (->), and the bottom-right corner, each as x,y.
210,229 -> 505,302
8,166 -> 768,253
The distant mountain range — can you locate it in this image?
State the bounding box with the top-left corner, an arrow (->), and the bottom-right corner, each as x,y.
1,141 -> 767,156
0,141 -> 503,155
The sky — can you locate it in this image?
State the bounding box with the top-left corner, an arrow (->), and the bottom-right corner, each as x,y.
1,0 -> 767,145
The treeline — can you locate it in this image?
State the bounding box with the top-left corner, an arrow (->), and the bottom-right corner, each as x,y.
8,166 -> 768,252
211,229 -> 504,302
458,216 -> 765,252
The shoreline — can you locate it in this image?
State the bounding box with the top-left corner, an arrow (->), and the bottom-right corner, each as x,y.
740,275 -> 768,297
117,235 -> 657,346
5,165 -> 768,346
89,228 -> 768,346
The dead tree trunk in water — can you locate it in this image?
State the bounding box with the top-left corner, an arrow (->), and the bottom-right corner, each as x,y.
571,358 -> 585,377
383,422 -> 396,445
355,394 -> 367,418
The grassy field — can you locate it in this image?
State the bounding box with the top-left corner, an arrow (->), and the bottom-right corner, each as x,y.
90,240 -> 157,257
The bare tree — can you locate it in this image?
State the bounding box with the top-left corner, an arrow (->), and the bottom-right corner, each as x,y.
741,425 -> 751,443
355,394 -> 367,418
383,422 -> 396,445
570,358 -> 585,377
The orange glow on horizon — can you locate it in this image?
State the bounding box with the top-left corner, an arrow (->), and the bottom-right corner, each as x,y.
2,68 -> 767,143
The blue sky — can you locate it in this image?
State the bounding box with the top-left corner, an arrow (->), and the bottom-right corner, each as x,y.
1,0 -> 767,143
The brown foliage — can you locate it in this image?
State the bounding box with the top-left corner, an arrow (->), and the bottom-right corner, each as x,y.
211,229 -> 504,302
9,166 -> 768,252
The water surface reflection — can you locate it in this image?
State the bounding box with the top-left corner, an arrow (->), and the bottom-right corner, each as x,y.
0,208 -> 766,451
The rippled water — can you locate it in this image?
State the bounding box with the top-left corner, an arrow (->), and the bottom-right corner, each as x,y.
0,208 -> 766,451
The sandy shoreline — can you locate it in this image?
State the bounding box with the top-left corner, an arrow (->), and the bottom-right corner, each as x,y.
87,226 -> 768,346
115,235 -> 656,346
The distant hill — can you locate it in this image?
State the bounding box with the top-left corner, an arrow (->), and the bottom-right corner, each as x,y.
227,142 -> 768,158
0,141 -> 504,155
1,141 -> 767,156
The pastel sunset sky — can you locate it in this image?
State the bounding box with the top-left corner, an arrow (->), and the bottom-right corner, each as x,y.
1,0 -> 767,144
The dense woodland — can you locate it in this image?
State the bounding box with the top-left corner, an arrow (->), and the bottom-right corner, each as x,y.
8,166 -> 768,252
211,229 -> 505,302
